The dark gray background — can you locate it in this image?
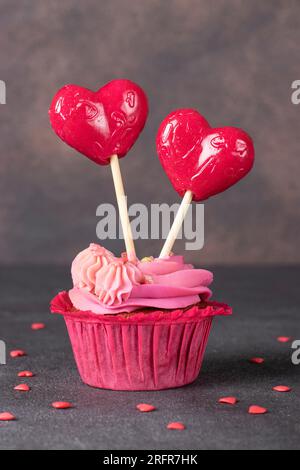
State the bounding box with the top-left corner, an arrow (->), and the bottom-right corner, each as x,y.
1,0 -> 300,265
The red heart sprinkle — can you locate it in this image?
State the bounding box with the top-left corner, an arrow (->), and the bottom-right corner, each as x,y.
218,396 -> 238,405
18,371 -> 34,377
249,357 -> 265,364
10,350 -> 26,358
167,422 -> 186,430
273,385 -> 291,393
14,384 -> 30,392
277,336 -> 291,343
136,403 -> 156,412
248,405 -> 268,415
51,401 -> 72,409
31,323 -> 46,330
0,412 -> 16,421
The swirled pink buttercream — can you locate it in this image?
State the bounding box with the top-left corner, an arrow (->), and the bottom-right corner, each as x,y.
69,246 -> 214,315
71,243 -> 114,291
94,258 -> 145,306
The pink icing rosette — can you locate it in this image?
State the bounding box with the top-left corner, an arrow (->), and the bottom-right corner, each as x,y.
71,243 -> 114,291
94,258 -> 145,306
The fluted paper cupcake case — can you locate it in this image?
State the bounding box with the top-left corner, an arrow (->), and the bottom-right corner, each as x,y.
51,291 -> 232,391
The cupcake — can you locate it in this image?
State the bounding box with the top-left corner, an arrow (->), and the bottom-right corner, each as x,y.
48,81 -> 253,391
51,243 -> 231,391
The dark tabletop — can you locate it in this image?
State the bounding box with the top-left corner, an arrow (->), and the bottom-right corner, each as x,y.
0,266 -> 299,450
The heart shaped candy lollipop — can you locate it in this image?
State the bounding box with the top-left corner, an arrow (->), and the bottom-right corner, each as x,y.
156,109 -> 254,201
157,109 -> 255,257
49,79 -> 149,262
49,79 -> 148,165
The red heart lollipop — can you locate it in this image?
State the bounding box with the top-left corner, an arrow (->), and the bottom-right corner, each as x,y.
157,109 -> 254,201
49,79 -> 148,165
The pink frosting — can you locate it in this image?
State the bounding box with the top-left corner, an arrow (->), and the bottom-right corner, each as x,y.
69,246 -> 213,315
138,256 -> 192,276
94,258 -> 145,306
71,243 -> 114,291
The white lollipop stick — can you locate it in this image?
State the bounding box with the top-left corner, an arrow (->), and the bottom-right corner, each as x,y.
159,190 -> 193,258
110,154 -> 136,262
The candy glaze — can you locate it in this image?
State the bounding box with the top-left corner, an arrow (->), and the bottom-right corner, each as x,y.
49,79 -> 149,165
157,109 -> 255,201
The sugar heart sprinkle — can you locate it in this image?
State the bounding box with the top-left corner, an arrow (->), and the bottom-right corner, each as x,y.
218,397 -> 238,405
277,336 -> 291,343
167,422 -> 186,430
14,384 -> 30,392
0,412 -> 16,421
10,350 -> 26,358
272,385 -> 291,393
136,403 -> 156,412
249,357 -> 265,364
51,401 -> 73,409
18,371 -> 34,377
31,323 -> 46,330
248,405 -> 268,415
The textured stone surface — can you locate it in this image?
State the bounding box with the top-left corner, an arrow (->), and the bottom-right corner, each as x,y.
0,0 -> 300,264
0,266 -> 299,450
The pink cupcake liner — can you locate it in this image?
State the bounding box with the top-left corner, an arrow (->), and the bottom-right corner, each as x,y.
51,291 -> 231,391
